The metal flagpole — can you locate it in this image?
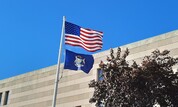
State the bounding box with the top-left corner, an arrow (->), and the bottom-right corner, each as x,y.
52,16 -> 66,107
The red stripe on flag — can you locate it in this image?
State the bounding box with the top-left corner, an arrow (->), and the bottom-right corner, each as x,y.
65,41 -> 102,52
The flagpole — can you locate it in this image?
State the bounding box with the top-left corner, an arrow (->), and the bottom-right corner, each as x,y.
52,16 -> 65,107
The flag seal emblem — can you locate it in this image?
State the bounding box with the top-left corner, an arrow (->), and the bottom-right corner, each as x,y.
75,55 -> 85,69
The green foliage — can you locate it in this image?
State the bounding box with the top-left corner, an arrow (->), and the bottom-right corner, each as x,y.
89,47 -> 178,107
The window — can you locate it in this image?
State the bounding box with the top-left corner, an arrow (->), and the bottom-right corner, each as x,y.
97,69 -> 103,81
0,92 -> 2,105
97,69 -> 105,107
3,91 -> 9,105
75,106 -> 81,107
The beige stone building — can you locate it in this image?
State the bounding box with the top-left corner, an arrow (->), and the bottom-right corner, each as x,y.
0,30 -> 178,107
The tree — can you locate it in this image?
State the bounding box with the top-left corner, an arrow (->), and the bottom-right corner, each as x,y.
89,47 -> 178,107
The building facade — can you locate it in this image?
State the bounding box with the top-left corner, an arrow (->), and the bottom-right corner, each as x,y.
0,30 -> 178,107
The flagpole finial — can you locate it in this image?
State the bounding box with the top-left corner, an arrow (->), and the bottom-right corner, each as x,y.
63,16 -> 66,21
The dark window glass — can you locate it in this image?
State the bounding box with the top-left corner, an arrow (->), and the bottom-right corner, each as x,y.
4,91 -> 9,105
97,69 -> 105,106
0,92 -> 2,105
97,69 -> 103,81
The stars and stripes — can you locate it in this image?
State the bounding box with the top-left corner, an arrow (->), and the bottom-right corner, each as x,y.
65,21 -> 103,52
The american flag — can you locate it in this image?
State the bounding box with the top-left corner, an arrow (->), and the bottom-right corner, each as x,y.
65,21 -> 103,52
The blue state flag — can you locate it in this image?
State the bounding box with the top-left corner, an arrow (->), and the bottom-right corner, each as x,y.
64,50 -> 94,74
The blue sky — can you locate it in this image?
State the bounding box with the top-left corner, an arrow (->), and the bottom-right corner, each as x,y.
0,0 -> 178,80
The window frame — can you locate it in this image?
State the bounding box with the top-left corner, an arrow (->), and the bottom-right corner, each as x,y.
97,68 -> 103,81
0,92 -> 2,106
75,106 -> 81,107
3,91 -> 9,105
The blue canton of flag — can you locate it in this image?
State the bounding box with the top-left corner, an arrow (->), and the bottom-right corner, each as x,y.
64,50 -> 94,74
65,21 -> 103,52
